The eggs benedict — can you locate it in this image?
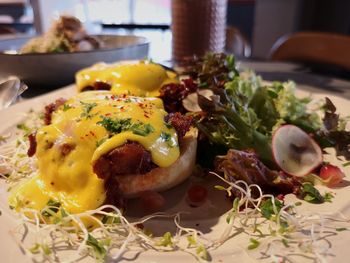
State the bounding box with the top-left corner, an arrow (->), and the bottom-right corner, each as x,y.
75,61 -> 178,97
9,91 -> 196,214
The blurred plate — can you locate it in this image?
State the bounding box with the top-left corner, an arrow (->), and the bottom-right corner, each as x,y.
0,34 -> 149,88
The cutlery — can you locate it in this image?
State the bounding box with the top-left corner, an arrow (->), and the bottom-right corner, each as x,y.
0,77 -> 28,110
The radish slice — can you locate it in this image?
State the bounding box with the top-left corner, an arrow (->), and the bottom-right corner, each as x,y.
272,125 -> 323,177
182,89 -> 213,112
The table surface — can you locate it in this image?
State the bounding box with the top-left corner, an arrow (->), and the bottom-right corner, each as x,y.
241,60 -> 350,100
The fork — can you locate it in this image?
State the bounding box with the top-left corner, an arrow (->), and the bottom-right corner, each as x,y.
0,77 -> 28,110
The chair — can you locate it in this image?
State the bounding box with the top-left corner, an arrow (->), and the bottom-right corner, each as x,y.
269,32 -> 350,71
226,26 -> 251,58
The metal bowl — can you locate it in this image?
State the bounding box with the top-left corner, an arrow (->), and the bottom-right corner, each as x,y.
0,35 -> 149,88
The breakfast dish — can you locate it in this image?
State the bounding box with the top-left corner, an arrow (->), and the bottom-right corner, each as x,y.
8,91 -> 196,215
0,34 -> 149,87
1,54 -> 350,262
20,16 -> 102,54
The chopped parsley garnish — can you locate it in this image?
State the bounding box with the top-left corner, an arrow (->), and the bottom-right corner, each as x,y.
96,137 -> 108,148
131,123 -> 155,136
160,132 -> 171,141
97,117 -> 154,136
98,117 -> 132,133
160,131 -> 177,147
164,122 -> 173,129
80,101 -> 97,119
62,104 -> 72,111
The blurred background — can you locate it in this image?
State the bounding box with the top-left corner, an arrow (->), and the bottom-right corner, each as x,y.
1,0 -> 349,69
1,0 -> 350,100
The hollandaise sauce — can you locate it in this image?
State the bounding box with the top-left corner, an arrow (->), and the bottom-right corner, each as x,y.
76,61 -> 178,97
9,91 -> 179,214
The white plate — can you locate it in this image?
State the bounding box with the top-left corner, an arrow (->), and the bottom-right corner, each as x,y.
1,85 -> 350,263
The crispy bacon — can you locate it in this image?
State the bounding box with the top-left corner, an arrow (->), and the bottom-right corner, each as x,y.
27,132 -> 37,157
93,141 -> 156,180
59,143 -> 75,156
81,81 -> 111,92
94,112 -> 192,208
165,112 -> 193,139
159,78 -> 197,113
44,98 -> 67,125
94,142 -> 156,209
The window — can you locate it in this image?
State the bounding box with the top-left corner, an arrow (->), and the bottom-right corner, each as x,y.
85,0 -> 171,25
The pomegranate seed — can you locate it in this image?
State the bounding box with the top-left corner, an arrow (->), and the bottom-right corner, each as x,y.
319,164 -> 345,187
187,184 -> 208,207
